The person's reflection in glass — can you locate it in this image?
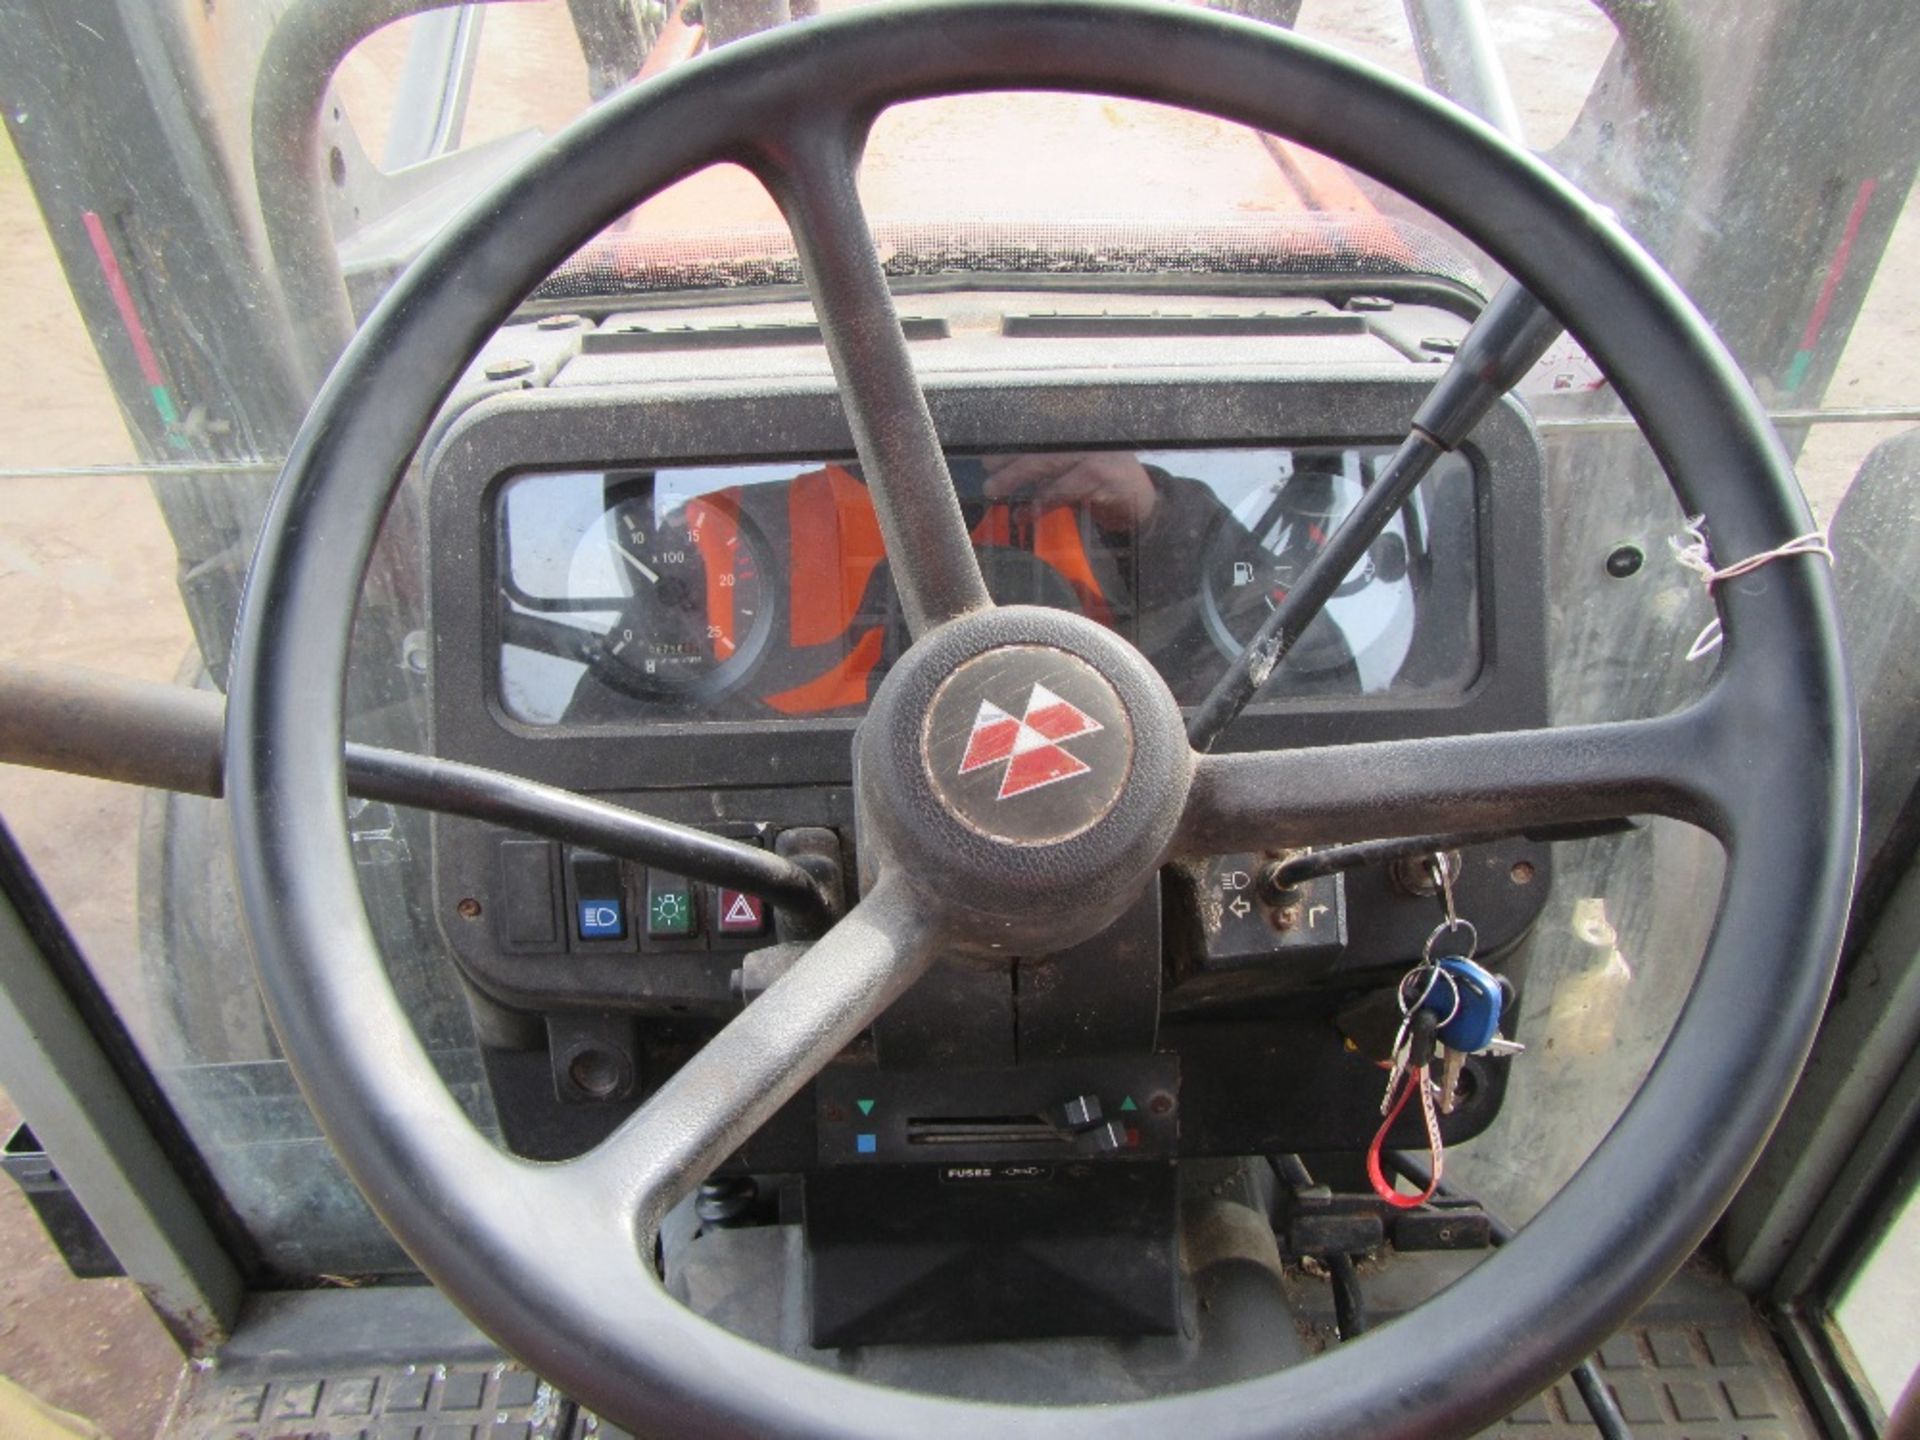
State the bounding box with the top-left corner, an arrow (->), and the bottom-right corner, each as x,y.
977,450 -> 1248,688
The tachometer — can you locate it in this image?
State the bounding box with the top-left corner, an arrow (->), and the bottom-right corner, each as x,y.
592,486 -> 774,698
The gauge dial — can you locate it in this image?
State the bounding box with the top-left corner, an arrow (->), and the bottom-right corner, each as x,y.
1200,456 -> 1416,687
594,489 -> 773,696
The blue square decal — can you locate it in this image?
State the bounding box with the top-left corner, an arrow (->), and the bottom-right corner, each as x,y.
577,899 -> 625,940
855,1133 -> 877,1155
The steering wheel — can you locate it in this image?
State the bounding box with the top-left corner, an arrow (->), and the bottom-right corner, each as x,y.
225,3 -> 1858,1435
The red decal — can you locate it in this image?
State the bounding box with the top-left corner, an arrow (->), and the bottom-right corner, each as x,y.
999,742 -> 1092,798
957,684 -> 1105,800
959,701 -> 1021,773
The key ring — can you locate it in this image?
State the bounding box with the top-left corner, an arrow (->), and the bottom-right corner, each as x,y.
1422,916 -> 1478,965
1397,960 -> 1463,1029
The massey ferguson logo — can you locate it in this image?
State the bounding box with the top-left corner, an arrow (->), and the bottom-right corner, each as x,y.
958,683 -> 1105,800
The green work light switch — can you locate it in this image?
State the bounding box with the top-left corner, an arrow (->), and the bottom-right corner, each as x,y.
646,871 -> 697,937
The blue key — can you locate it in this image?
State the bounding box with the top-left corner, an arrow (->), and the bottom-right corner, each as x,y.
1419,955 -> 1505,1055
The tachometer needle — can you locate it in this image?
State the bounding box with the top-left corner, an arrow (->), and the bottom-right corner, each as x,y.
615,545 -> 660,585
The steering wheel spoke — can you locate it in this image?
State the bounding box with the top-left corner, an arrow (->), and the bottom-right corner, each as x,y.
572,874 -> 938,1233
1173,705 -> 1735,859
754,123 -> 992,636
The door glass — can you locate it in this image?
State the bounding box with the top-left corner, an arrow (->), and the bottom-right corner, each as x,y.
1832,1185 -> 1920,1417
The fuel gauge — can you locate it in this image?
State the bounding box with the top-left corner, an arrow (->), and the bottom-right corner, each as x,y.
1200,451 -> 1417,691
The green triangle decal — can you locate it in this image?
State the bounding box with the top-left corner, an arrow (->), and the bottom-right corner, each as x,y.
856,1099 -> 875,1116
1119,1096 -> 1138,1113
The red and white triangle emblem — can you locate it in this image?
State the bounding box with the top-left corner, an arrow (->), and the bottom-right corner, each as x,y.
957,683 -> 1104,799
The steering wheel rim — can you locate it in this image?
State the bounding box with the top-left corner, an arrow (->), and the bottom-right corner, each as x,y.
225,4 -> 1859,1436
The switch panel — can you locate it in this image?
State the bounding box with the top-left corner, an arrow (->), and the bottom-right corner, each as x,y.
815,1056 -> 1179,1166
1176,854 -> 1347,974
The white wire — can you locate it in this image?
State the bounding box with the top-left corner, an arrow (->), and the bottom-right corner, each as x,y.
1670,515 -> 1834,659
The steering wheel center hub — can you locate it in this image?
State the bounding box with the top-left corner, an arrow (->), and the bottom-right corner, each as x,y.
922,645 -> 1134,845
856,606 -> 1190,952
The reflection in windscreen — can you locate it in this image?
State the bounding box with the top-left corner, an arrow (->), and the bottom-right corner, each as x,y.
494,447 -> 1479,726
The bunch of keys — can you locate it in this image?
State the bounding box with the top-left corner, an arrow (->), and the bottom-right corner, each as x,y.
1370,856 -> 1529,1207
1382,855 -> 1525,1118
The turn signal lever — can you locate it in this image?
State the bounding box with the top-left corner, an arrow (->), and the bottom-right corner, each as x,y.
0,660 -> 840,929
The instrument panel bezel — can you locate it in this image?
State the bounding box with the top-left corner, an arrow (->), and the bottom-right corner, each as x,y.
424,371 -> 1548,792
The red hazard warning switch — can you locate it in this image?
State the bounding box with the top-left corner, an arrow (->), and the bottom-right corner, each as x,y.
716,888 -> 768,936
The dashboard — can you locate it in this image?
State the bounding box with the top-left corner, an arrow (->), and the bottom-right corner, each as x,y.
419,290 -> 1552,1165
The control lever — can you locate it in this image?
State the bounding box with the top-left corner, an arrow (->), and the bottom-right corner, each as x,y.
0,660 -> 840,926
1263,817 -> 1636,891
1187,282 -> 1563,751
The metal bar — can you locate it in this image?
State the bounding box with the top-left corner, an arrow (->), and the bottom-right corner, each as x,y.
760,128 -> 992,637
1726,837 -> 1920,1294
1772,1305 -> 1878,1440
1569,1358 -> 1637,1440
0,828 -> 242,1353
566,0 -> 648,99
1537,406 -> 1920,435
1326,1252 -> 1369,1340
0,663 -> 836,924
251,0 -> 530,391
1402,0 -> 1525,142
0,460 -> 282,482
384,5 -> 487,169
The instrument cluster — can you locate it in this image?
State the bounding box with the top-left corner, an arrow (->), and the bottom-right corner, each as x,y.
493,446 -> 1481,727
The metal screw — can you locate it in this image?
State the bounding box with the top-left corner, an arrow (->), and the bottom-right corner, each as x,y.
1420,335 -> 1461,355
456,898 -> 483,920
1510,860 -> 1536,886
1605,543 -> 1644,578
1149,1094 -> 1174,1116
484,357 -> 535,381
567,1049 -> 625,1100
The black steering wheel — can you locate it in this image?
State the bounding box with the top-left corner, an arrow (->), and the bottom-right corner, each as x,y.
225,3 -> 1858,1435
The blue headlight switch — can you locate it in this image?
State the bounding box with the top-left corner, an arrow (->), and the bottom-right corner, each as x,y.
568,851 -> 628,942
